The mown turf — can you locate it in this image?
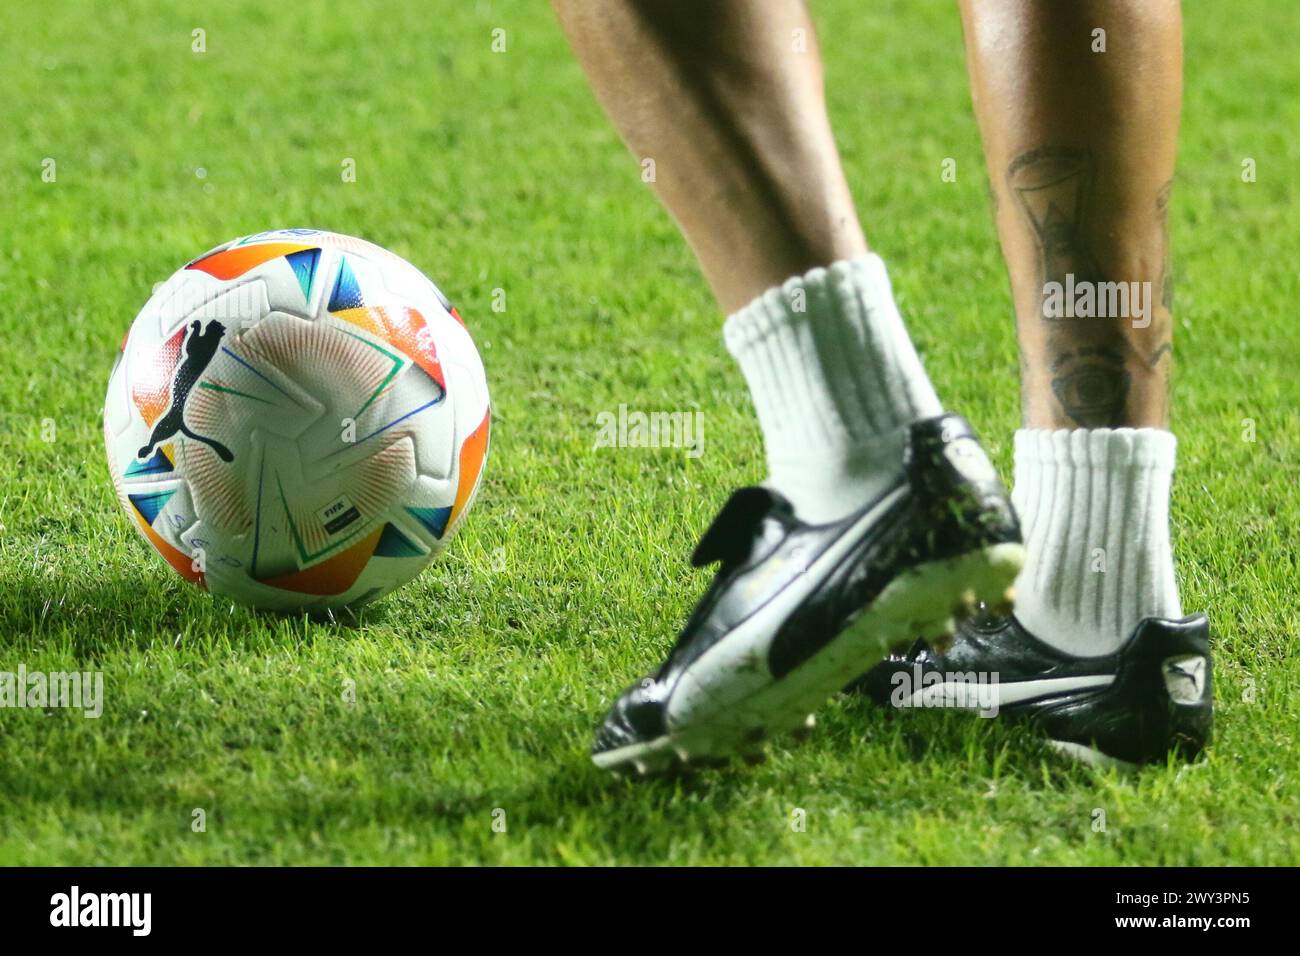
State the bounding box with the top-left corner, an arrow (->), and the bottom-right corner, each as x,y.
1,0 -> 1297,865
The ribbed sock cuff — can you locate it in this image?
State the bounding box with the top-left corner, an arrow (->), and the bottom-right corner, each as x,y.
724,255 -> 942,522
1011,427 -> 1181,655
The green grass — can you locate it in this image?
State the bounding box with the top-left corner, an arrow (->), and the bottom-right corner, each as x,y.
2,0 -> 1298,865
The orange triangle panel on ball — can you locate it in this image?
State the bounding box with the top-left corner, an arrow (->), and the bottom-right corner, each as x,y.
259,527 -> 384,596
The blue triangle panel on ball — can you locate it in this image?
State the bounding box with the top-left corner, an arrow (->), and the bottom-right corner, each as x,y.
327,255 -> 364,312
125,448 -> 174,477
284,248 -> 321,301
129,489 -> 176,526
374,522 -> 426,558
406,505 -> 452,540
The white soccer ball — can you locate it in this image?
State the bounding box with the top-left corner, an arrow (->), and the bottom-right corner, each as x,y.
104,229 -> 490,611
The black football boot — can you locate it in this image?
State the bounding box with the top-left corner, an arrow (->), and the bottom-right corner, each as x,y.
592,413 -> 1024,775
851,606 -> 1213,766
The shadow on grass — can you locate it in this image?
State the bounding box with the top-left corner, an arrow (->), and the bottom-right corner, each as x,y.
0,568 -> 392,655
403,698 -> 1121,861
0,600 -> 1121,865
0,692 -> 1129,865
826,693 -> 1116,784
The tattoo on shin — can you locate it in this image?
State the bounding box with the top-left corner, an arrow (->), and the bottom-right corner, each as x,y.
1049,344 -> 1131,427
1147,341 -> 1173,368
1156,178 -> 1174,311
1007,146 -> 1101,292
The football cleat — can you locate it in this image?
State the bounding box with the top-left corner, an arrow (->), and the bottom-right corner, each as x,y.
591,413 -> 1024,775
850,608 -> 1213,766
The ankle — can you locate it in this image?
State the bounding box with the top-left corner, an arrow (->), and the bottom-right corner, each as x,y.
725,255 -> 942,522
1011,427 -> 1181,655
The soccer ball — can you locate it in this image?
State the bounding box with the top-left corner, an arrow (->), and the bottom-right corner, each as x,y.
103,229 -> 490,611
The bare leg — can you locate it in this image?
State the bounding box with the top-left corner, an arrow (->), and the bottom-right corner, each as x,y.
960,0 -> 1182,428
551,0 -> 866,313
960,0 -> 1186,663
567,0 -> 1033,774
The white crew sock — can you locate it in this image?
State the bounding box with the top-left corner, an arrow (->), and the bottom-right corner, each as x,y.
723,254 -> 943,523
1011,427 -> 1182,656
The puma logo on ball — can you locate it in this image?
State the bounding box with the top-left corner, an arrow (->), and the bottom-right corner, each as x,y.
137,319 -> 235,463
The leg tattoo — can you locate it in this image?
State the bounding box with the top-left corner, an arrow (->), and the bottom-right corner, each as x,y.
1007,146 -> 1101,296
1156,178 -> 1174,313
1049,344 -> 1131,428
